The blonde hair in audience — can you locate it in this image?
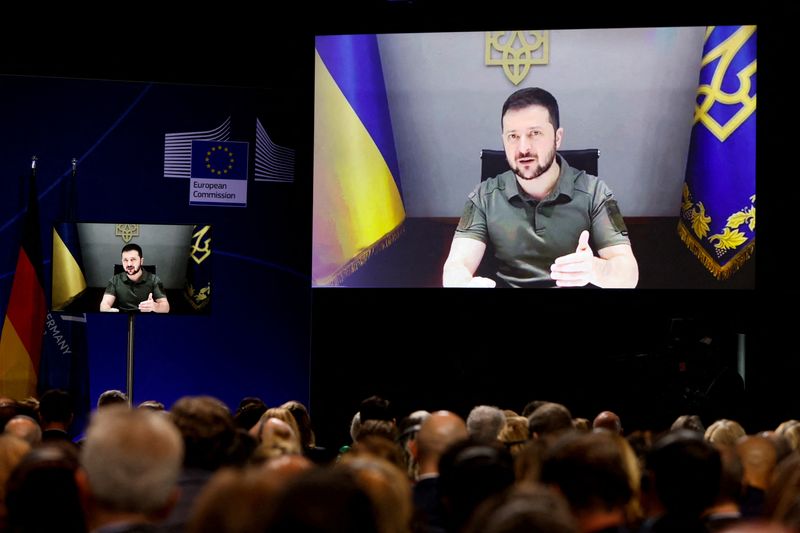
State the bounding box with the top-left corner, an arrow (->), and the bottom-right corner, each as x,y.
776,420 -> 800,451
705,419 -> 746,447
499,416 -> 529,457
253,418 -> 302,461
254,407 -> 301,442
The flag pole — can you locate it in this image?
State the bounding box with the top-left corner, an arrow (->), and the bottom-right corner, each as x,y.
68,158 -> 77,220
737,333 -> 746,388
127,313 -> 135,406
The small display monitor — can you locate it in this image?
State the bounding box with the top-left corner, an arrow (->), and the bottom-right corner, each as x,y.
51,223 -> 212,314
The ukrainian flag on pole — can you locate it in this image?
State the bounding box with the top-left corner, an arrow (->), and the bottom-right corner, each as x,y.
678,26 -> 756,279
313,34 -> 405,286
42,159 -> 90,436
51,222 -> 87,311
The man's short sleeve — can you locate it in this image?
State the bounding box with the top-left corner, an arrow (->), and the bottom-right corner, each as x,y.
104,277 -> 117,296
590,180 -> 631,250
454,191 -> 488,243
151,275 -> 167,300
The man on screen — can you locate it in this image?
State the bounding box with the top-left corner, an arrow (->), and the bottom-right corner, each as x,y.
442,87 -> 638,288
100,243 -> 170,312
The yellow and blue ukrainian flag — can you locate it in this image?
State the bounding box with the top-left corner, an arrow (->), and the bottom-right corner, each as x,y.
679,26 -> 756,279
51,221 -> 86,311
313,34 -> 406,286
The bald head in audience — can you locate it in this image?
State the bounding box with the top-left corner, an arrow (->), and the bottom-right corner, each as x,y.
4,415 -> 42,446
413,411 -> 468,477
737,435 -> 777,490
593,411 -> 622,434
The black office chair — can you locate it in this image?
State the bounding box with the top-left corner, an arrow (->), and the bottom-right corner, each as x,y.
114,264 -> 156,275
474,148 -> 600,284
480,148 -> 599,181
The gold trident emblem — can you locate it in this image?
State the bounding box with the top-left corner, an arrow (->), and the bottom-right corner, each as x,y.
485,31 -> 550,85
190,225 -> 211,265
114,224 -> 140,243
694,26 -> 757,142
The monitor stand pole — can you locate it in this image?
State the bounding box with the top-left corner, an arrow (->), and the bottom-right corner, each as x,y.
126,313 -> 136,406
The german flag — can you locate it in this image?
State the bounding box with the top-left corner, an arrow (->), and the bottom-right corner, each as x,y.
0,161 -> 47,399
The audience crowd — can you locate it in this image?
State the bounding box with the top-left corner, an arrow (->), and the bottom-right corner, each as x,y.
1,389 -> 799,532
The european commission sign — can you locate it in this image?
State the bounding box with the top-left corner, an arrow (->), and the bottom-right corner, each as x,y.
189,140 -> 249,207
164,116 -> 295,208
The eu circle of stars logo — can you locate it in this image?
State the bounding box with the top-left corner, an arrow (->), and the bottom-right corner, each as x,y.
205,145 -> 236,176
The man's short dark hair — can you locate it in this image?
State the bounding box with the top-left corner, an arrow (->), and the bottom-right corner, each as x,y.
121,243 -> 142,258
521,400 -> 548,418
170,395 -> 235,470
359,395 -> 393,423
528,402 -> 573,437
439,440 -> 516,533
540,431 -> 633,513
646,429 -> 721,517
501,87 -> 560,131
39,389 -> 73,424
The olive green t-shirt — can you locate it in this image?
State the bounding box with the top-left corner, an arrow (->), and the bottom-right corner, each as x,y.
104,269 -> 167,311
454,156 -> 630,288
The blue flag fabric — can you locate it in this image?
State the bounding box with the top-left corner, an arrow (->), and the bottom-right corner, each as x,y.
678,26 -> 756,279
190,140 -> 248,180
39,311 -> 90,438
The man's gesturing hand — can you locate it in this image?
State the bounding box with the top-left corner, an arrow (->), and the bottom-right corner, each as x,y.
466,276 -> 496,288
550,230 -> 595,287
138,293 -> 155,312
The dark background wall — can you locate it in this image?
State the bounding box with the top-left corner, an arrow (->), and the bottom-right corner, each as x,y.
0,33 -> 312,419
0,5 -> 792,448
